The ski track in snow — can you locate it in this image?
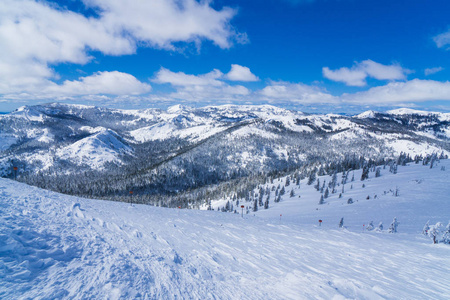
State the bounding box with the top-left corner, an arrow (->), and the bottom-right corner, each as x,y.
0,162 -> 449,299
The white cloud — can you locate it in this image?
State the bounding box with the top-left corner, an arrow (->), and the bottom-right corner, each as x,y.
341,79 -> 450,104
0,0 -> 241,99
323,60 -> 409,86
322,67 -> 367,87
84,0 -> 241,50
225,64 -> 259,82
433,30 -> 450,49
46,71 -> 151,96
153,68 -> 224,86
424,67 -> 444,76
152,67 -> 250,102
259,81 -> 337,104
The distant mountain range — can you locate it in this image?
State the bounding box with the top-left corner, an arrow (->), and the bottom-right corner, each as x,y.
1,103 -> 449,203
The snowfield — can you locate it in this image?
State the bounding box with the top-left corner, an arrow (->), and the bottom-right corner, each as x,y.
1,161 -> 449,299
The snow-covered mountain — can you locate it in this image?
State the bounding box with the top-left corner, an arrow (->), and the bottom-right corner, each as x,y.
1,103 -> 449,202
1,159 -> 449,299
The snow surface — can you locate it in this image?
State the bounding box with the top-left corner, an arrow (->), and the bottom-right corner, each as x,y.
386,108 -> 450,122
56,129 -> 132,169
1,161 -> 449,299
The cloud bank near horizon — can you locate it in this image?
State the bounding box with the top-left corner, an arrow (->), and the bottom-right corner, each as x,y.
0,0 -> 449,112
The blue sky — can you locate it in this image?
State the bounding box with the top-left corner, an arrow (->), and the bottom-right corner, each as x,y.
1,0 -> 450,113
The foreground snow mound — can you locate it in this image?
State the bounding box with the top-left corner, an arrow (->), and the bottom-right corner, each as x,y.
0,176 -> 449,299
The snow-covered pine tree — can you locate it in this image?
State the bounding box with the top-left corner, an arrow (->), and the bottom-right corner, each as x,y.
264,197 -> 269,209
377,222 -> 383,231
324,188 -> 329,199
388,217 -> 399,233
253,200 -> 258,212
375,167 -> 381,178
314,179 -> 320,191
319,195 -> 324,205
307,171 -> 316,185
361,166 -> 369,181
285,177 -> 290,186
422,221 -> 430,235
339,217 -> 344,228
443,222 -> 450,244
427,222 -> 443,244
366,221 -> 374,231
290,189 -> 295,197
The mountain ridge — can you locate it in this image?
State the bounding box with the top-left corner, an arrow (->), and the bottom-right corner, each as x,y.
1,103 -> 449,205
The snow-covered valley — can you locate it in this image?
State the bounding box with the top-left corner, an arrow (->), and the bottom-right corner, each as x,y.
1,160 -> 449,299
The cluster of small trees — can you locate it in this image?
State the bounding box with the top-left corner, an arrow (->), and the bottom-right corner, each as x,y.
423,221 -> 450,244
337,218 -> 396,232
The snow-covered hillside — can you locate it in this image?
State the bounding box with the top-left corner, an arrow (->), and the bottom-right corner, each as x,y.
1,161 -> 449,299
1,103 -> 449,207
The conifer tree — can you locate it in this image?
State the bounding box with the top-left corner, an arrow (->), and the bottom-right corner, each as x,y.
422,221 -> 430,235
319,195 -> 324,205
253,200 -> 258,212
388,217 -> 399,233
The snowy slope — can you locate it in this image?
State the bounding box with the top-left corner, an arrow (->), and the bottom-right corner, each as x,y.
1,161 -> 449,299
56,129 -> 132,168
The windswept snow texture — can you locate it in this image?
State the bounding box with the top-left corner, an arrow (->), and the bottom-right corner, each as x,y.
1,161 -> 449,299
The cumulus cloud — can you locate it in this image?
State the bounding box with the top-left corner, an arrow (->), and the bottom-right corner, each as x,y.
323,60 -> 410,86
433,29 -> 450,49
46,71 -> 151,96
259,81 -> 337,104
0,0 -> 241,99
153,68 -> 224,87
152,67 -> 249,102
424,67 -> 444,76
225,64 -> 259,82
341,79 -> 450,104
82,0 -> 241,50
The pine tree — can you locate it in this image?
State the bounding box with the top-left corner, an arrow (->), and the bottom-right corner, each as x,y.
324,188 -> 329,199
361,166 -> 369,181
314,179 -> 320,191
307,171 -> 316,185
290,189 -> 295,197
377,222 -> 383,231
375,167 -> 381,178
319,195 -> 324,205
339,217 -> 344,228
442,222 -> 450,244
264,197 -> 269,209
366,221 -> 374,231
388,217 -> 399,233
422,221 -> 430,235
